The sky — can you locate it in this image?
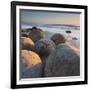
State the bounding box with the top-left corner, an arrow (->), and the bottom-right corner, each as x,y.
20,9 -> 80,26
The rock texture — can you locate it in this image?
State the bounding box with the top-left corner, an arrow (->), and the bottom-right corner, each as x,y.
44,43 -> 80,77
51,33 -> 67,45
20,50 -> 43,78
28,27 -> 45,43
21,37 -> 35,51
35,39 -> 56,57
21,30 -> 30,37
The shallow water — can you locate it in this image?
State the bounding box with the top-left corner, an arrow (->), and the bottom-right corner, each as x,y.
38,26 -> 80,48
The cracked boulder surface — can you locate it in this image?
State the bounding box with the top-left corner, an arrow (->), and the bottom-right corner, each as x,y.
44,43 -> 80,77
51,33 -> 67,46
20,37 -> 35,51
20,50 -> 43,78
35,39 -> 56,57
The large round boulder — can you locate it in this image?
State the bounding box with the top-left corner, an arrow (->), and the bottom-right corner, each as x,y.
35,39 -> 56,57
28,28 -> 45,43
44,43 -> 80,77
20,50 -> 43,78
21,37 -> 35,51
51,33 -> 67,46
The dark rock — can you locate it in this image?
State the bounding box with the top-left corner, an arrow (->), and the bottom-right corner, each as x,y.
72,37 -> 78,40
32,26 -> 37,30
20,50 -> 43,78
44,43 -> 80,77
66,30 -> 71,34
35,39 -> 56,57
51,33 -> 67,46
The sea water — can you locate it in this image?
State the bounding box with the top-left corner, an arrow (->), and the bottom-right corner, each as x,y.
39,26 -> 80,48
21,25 -> 80,48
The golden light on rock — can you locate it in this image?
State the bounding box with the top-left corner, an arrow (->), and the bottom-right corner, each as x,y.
21,37 -> 34,46
66,42 -> 80,55
21,50 -> 42,67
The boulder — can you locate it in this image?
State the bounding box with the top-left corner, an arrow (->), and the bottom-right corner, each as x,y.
35,39 -> 56,57
51,33 -> 67,45
20,50 -> 43,78
44,43 -> 80,77
21,30 -> 30,37
28,28 -> 45,43
21,37 -> 35,51
31,26 -> 37,30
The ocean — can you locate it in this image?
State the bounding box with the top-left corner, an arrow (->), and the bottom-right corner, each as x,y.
21,25 -> 80,48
